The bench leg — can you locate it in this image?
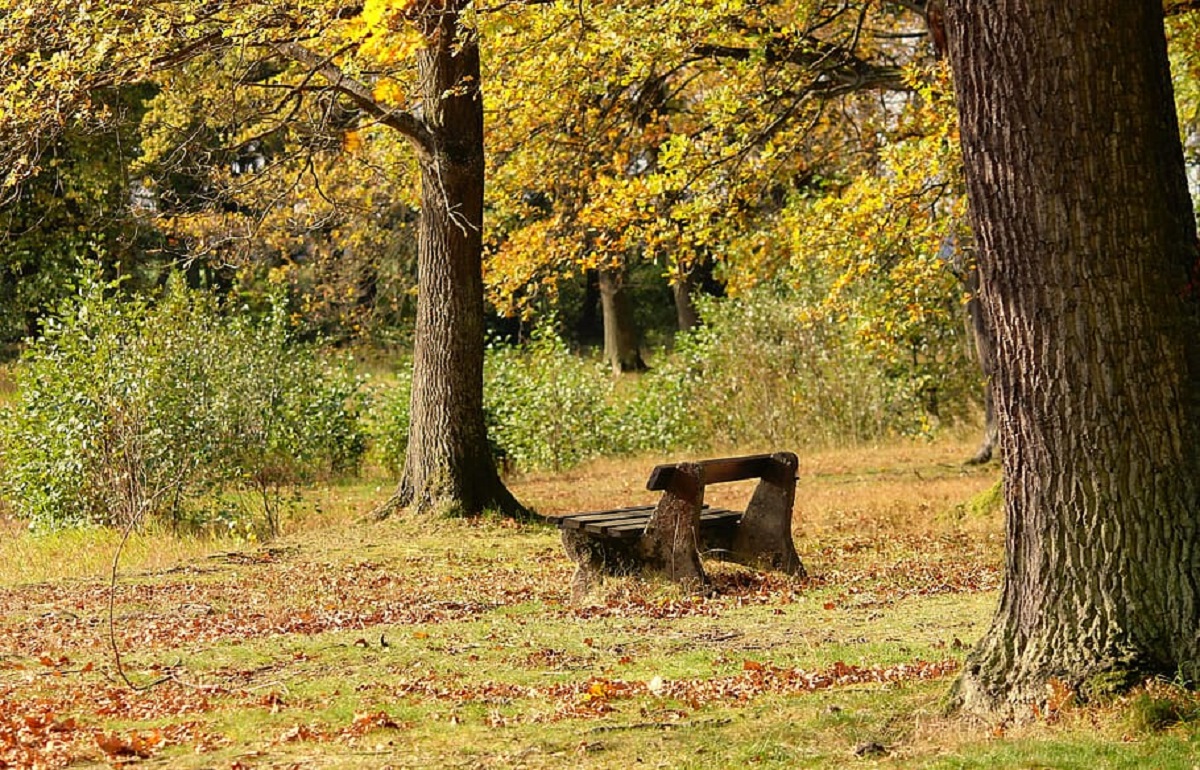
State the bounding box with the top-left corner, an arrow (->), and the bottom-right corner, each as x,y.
641,462 -> 708,590
560,467 -> 709,596
732,452 -> 806,576
570,561 -> 595,602
561,528 -> 642,600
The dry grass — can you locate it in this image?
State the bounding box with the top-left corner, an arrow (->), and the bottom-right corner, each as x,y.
0,373 -> 14,403
4,436 -> 1195,768
515,434 -> 998,534
0,516 -> 242,586
0,437 -> 996,587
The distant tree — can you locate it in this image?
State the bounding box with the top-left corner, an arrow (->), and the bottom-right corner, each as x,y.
0,86 -> 170,343
482,0 -> 923,348
0,1 -> 526,518
943,0 -> 1200,716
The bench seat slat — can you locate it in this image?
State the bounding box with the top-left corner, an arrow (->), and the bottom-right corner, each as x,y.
570,512 -> 657,532
555,505 -> 657,526
580,511 -> 656,536
555,504 -> 719,529
595,508 -> 742,538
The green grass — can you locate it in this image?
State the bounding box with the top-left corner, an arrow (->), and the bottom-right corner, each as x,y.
1,437 -> 1197,768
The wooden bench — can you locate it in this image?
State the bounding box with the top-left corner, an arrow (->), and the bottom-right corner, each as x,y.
554,452 -> 805,596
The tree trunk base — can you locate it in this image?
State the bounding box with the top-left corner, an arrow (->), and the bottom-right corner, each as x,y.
367,494 -> 404,522
946,626 -> 1171,721
368,472 -> 532,522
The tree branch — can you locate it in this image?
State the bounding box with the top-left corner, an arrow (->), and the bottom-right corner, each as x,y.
273,41 -> 435,157
691,38 -> 909,93
1166,0 -> 1200,15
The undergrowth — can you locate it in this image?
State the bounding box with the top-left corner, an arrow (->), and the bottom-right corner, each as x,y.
369,289 -> 983,476
0,271 -> 365,534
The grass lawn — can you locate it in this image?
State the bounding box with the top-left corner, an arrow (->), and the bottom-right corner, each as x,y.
2,437 -> 1198,768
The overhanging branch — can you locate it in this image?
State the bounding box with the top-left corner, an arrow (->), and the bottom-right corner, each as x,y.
274,41 -> 435,157
691,37 -> 909,93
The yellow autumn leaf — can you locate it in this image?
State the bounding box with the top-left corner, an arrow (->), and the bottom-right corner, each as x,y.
372,78 -> 406,106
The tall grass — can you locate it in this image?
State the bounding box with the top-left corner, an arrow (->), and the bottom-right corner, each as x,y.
0,516 -> 235,584
0,364 -> 15,405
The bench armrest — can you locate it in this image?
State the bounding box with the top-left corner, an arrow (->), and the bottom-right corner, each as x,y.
646,452 -> 795,491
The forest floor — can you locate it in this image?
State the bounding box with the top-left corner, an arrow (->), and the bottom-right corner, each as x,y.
2,437 -> 1199,768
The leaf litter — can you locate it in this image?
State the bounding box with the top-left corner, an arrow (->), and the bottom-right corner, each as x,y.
0,517 -> 997,766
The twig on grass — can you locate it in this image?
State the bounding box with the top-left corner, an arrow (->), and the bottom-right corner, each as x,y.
586,717 -> 733,733
107,514 -> 172,691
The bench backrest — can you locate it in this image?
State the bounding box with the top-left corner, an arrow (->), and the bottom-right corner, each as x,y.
646,453 -> 794,491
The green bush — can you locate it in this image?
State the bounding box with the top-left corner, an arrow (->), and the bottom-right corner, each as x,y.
0,272 -> 366,532
370,328 -> 634,477
484,330 -> 623,471
366,362 -> 413,476
368,288 -> 978,478
631,290 -> 976,449
615,340 -> 708,455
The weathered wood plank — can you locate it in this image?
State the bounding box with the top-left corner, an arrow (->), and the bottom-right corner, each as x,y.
646,454 -> 781,491
555,504 -> 657,521
600,508 -> 741,538
555,506 -> 657,529
575,512 -> 655,534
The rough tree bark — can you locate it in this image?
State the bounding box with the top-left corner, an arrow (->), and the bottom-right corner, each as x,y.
599,267 -> 648,375
944,0 -> 1200,717
378,1 -> 525,518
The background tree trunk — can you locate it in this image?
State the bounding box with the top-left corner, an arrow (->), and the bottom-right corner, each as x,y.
944,0 -> 1200,717
385,4 -> 525,519
575,268 -> 603,345
963,265 -> 997,465
599,267 -> 648,375
672,268 -> 700,332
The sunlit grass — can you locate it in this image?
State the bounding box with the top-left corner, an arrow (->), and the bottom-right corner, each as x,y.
0,517 -> 239,586
0,470 -> 398,587
5,436 -> 1195,768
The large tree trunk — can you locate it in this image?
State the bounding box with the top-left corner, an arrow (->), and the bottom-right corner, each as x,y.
944,1 -> 1200,717
599,267 -> 648,375
382,4 -> 524,519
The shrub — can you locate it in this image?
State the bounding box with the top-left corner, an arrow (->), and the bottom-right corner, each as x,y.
367,288 -> 979,478
484,330 -> 622,471
365,362 -> 413,476
370,328 -> 627,477
631,290 -> 977,449
0,272 -> 366,532
614,339 -> 708,455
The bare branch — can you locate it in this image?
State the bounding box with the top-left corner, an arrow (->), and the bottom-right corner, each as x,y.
273,41 -> 435,157
1166,0 -> 1200,15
